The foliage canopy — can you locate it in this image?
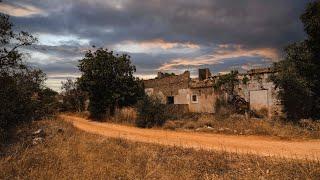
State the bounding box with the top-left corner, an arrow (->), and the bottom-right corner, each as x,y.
78,48 -> 144,119
213,70 -> 240,97
0,14 -> 57,141
271,1 -> 320,120
136,95 -> 167,128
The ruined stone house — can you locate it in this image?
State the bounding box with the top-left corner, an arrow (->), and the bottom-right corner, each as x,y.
143,68 -> 281,117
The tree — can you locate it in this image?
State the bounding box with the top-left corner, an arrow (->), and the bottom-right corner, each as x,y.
78,48 -> 144,119
271,1 -> 320,121
213,70 -> 248,114
34,88 -> 60,119
0,13 -> 46,141
0,15 -> 37,69
61,78 -> 87,112
213,70 -> 240,97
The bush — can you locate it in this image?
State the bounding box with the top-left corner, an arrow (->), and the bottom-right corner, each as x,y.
163,121 -> 177,130
60,79 -> 87,112
214,97 -> 228,113
0,14 -> 54,144
135,96 -> 167,128
299,119 -> 320,131
183,121 -> 197,129
0,71 -> 49,137
253,108 -> 269,119
34,88 -> 60,120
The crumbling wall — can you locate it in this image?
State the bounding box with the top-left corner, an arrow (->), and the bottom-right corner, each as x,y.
175,89 -> 190,104
199,68 -> 211,81
143,68 -> 282,117
189,87 -> 217,113
143,71 -> 190,104
237,71 -> 281,117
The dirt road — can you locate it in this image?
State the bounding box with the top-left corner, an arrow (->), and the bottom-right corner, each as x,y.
60,115 -> 320,160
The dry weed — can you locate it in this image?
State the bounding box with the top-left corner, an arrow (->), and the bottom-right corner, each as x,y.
167,113 -> 320,139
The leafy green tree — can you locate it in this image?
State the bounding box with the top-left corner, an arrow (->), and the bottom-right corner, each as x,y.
61,78 -> 87,112
78,48 -> 144,119
213,70 -> 240,97
0,13 -> 47,142
242,75 -> 250,85
271,1 -> 320,120
35,88 -> 60,119
213,70 -> 248,114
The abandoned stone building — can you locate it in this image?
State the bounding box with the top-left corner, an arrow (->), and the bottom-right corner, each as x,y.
143,68 -> 281,117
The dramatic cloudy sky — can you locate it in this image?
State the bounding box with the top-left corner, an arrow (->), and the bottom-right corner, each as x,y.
0,0 -> 310,91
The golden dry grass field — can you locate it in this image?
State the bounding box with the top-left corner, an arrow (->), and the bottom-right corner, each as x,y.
1,117 -> 320,179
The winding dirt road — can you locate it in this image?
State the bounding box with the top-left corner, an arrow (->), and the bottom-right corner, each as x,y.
60,115 -> 320,160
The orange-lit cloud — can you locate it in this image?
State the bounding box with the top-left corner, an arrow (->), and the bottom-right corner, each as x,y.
138,39 -> 200,49
0,3 -> 45,17
113,39 -> 200,53
158,45 -> 279,71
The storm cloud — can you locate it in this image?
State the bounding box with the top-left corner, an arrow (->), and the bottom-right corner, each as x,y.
0,0 -> 310,91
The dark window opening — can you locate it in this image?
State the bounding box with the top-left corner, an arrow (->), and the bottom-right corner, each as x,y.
192,95 -> 197,102
167,96 -> 174,104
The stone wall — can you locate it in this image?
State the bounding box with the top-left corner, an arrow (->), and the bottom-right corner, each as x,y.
199,68 -> 211,81
189,87 -> 216,113
143,68 -> 282,117
237,70 -> 281,117
144,71 -> 190,104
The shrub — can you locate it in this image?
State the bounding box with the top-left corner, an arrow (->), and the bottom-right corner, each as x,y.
214,97 -> 228,113
135,96 -> 167,128
183,121 -> 197,129
197,116 -> 215,127
60,79 -> 87,112
0,14 -> 55,144
163,121 -> 177,130
253,108 -> 269,118
34,88 -> 60,120
299,119 -> 320,131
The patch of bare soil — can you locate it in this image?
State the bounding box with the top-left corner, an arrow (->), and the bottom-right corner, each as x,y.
60,114 -> 320,160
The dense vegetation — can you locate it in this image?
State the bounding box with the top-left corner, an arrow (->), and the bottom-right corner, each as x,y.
60,78 -> 87,112
0,14 -> 58,142
271,1 -> 320,121
213,70 -> 249,114
78,48 -> 144,119
135,95 -> 167,128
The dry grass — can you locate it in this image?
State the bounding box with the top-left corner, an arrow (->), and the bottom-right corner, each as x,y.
111,107 -> 137,125
1,118 -> 320,179
66,107 -> 137,125
66,107 -> 320,140
64,106 -> 320,140
163,114 -> 320,140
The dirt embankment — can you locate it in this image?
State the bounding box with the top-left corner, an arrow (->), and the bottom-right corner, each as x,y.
60,114 -> 320,160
